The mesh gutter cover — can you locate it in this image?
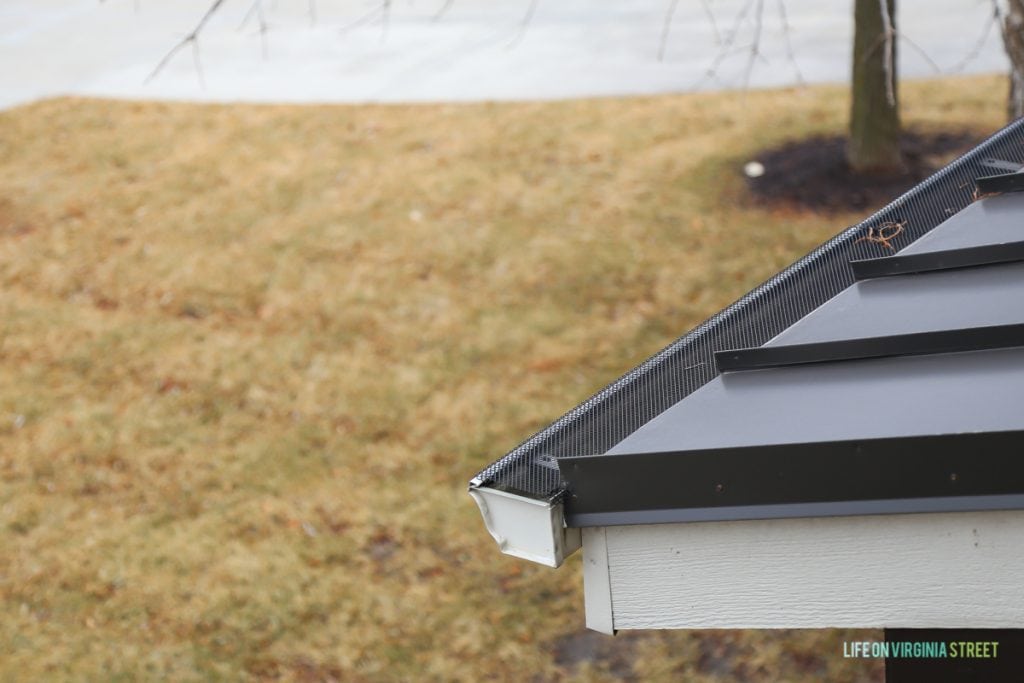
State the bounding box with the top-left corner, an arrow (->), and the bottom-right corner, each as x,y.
470,117 -> 1024,503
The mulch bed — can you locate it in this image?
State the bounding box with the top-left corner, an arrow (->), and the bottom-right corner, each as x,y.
744,130 -> 985,213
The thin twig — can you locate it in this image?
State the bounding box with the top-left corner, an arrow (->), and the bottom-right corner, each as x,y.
338,5 -> 386,36
862,23 -> 941,78
258,1 -> 269,59
696,0 -> 758,88
854,220 -> 905,250
775,0 -> 804,85
950,0 -> 1001,73
741,0 -> 765,89
433,0 -> 455,22
381,0 -> 391,43
239,0 -> 259,29
508,0 -> 540,49
191,38 -> 205,88
237,0 -> 269,58
899,32 -> 941,73
700,0 -> 722,45
146,0 -> 227,84
658,0 -> 682,61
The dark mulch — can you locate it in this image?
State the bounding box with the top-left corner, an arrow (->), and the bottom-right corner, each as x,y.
744,130 -> 985,213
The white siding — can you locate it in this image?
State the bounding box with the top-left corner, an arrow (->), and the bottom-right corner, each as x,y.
584,510 -> 1024,630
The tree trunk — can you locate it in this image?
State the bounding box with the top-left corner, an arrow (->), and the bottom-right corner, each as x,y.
847,0 -> 903,174
1004,0 -> 1024,120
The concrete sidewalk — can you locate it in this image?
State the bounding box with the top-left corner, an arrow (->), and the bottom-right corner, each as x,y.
0,0 -> 1010,109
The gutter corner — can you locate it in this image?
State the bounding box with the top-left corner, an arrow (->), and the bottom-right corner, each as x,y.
468,482 -> 581,568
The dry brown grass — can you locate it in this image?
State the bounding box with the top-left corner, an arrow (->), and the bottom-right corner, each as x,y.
0,75 -> 1004,681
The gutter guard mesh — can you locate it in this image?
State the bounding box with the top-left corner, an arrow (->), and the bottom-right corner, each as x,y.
472,118 -> 1024,501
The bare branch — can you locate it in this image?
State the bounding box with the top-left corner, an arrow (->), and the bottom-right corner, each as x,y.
741,0 -> 765,89
433,0 -> 455,22
898,31 -> 941,74
696,0 -> 759,88
146,0 -> 227,84
381,0 -> 392,43
338,4 -> 386,36
775,0 -> 805,85
258,1 -> 269,59
877,0 -> 895,106
949,0 -> 1002,73
658,0 -> 682,62
701,0 -> 722,45
861,5 -> 940,83
508,0 -> 540,49
191,37 -> 206,88
659,0 -> 721,63
239,0 -> 259,29
237,0 -> 270,58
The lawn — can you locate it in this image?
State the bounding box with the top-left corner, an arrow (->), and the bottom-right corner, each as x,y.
0,75 -> 1005,681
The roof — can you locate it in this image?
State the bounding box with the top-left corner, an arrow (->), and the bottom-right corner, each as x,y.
605,195 -> 1024,455
568,192 -> 1024,526
469,117 -> 1024,566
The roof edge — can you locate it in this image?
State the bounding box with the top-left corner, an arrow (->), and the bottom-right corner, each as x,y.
560,430 -> 1024,527
470,118 -> 1024,502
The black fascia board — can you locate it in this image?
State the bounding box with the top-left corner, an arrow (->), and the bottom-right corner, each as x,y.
715,323 -> 1024,373
850,240 -> 1024,280
558,430 -> 1024,527
976,171 -> 1024,195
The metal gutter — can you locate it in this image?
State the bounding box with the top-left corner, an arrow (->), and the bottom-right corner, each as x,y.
468,479 -> 581,567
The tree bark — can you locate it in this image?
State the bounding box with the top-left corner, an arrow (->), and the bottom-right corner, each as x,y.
1004,0 -> 1024,120
847,0 -> 903,174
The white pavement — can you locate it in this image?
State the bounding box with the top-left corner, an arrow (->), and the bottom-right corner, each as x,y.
0,0 -> 1011,109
